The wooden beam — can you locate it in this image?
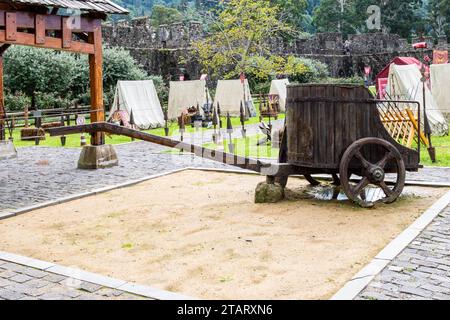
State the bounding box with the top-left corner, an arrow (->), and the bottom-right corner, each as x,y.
5,12 -> 17,41
0,45 -> 9,141
61,17 -> 72,48
88,25 -> 105,145
35,14 -> 45,45
0,10 -> 100,33
0,30 -> 95,54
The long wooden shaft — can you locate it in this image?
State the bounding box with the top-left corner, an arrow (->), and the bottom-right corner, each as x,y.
48,122 -> 267,173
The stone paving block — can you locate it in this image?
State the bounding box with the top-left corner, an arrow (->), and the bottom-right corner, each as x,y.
368,281 -> 399,292
39,292 -> 70,300
0,278 -> 14,288
399,286 -> 433,298
432,293 -> 450,300
4,283 -> 39,296
26,278 -> 52,289
428,273 -> 450,284
42,273 -> 67,283
0,288 -> 25,300
359,291 -> 392,300
0,262 -> 27,273
425,257 -> 450,267
61,289 -> 83,299
9,274 -> 33,283
22,267 -> 49,279
95,287 -> 124,297
75,281 -> 103,293
410,259 -> 439,268
18,296 -> 39,300
417,266 -> 447,275
76,293 -> 103,300
0,270 -> 18,279
420,283 -> 450,294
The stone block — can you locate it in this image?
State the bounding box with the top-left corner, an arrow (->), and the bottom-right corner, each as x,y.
77,145 -> 119,170
255,182 -> 284,204
0,140 -> 17,161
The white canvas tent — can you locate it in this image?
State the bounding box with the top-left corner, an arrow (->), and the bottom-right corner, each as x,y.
167,80 -> 211,120
269,79 -> 289,112
387,64 -> 448,136
431,64 -> 450,115
108,80 -> 164,129
213,79 -> 256,117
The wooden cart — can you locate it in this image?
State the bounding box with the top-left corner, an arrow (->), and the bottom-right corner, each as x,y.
274,84 -> 420,207
49,85 -> 421,208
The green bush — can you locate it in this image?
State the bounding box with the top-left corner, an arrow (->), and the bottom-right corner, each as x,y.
253,81 -> 271,95
4,47 -> 77,100
35,92 -> 72,110
149,75 -> 169,106
4,91 -> 31,112
315,76 -> 365,85
284,56 -> 329,83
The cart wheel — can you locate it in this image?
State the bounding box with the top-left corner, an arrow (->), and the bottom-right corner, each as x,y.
339,138 -> 406,208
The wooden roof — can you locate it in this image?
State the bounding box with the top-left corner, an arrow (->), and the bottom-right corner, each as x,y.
1,0 -> 128,14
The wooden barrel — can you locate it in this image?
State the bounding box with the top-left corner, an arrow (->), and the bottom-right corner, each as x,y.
285,84 -> 419,170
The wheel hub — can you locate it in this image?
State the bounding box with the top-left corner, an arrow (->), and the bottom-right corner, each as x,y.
368,166 -> 385,183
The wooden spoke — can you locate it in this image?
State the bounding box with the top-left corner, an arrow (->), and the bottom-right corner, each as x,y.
376,151 -> 394,168
379,181 -> 393,197
353,177 -> 369,194
355,151 -> 372,169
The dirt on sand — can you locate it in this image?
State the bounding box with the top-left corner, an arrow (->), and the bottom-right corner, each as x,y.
0,170 -> 446,299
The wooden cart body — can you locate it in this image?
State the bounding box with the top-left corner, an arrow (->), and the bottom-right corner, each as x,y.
284,84 -> 419,175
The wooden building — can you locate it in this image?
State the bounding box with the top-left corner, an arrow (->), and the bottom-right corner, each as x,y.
0,0 -> 127,146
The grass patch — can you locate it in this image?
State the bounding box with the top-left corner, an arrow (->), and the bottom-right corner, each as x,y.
121,243 -> 134,250
418,134 -> 450,167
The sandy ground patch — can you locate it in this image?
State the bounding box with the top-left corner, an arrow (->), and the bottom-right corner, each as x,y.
0,170 -> 446,299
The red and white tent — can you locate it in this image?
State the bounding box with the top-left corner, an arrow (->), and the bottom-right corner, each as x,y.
375,57 -> 427,98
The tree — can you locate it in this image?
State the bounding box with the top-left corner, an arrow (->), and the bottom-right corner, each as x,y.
194,0 -> 292,79
380,0 -> 422,38
313,0 -> 356,35
427,0 -> 449,39
4,47 -> 78,109
313,0 -> 423,38
150,4 -> 183,26
270,0 -> 308,31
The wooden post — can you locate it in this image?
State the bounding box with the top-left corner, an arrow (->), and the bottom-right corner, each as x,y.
0,44 -> 10,141
88,22 -> 104,146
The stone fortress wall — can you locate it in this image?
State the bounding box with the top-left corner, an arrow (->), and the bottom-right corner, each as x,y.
102,17 -> 449,80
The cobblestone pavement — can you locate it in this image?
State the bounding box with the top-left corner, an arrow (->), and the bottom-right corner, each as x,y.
358,204 -> 450,300
0,142 -> 238,213
0,259 -> 148,300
